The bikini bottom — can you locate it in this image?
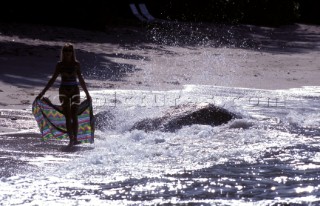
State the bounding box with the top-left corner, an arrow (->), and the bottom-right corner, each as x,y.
59,85 -> 80,108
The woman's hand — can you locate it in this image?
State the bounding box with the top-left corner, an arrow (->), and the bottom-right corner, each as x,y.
37,91 -> 45,99
86,94 -> 92,102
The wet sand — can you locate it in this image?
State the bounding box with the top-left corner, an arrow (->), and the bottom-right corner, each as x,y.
0,131 -> 95,178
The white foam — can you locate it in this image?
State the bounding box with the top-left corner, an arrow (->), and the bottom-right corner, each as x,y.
1,86 -> 319,204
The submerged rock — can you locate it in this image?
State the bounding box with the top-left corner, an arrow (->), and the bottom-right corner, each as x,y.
130,103 -> 239,132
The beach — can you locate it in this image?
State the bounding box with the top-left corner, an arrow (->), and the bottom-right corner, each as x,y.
0,21 -> 320,204
1,22 -> 320,110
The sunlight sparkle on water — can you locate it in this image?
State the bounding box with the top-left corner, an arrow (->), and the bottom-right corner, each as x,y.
1,86 -> 320,205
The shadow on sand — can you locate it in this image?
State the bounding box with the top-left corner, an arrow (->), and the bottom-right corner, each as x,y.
0,22 -> 319,91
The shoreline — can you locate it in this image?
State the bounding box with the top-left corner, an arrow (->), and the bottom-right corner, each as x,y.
0,21 -> 319,132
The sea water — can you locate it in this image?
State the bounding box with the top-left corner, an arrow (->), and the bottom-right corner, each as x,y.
0,85 -> 320,205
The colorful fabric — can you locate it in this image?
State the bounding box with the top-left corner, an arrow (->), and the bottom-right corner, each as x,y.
32,97 -> 94,143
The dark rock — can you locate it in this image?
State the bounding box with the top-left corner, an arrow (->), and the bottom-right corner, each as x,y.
94,110 -> 115,131
131,103 -> 239,132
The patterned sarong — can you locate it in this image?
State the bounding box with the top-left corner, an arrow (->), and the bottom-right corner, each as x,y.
32,97 -> 94,143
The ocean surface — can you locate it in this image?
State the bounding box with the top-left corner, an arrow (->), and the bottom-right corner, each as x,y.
0,85 -> 320,205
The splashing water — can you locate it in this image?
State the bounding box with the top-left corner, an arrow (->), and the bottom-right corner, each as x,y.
1,84 -> 320,205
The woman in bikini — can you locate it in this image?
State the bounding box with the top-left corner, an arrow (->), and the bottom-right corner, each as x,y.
38,43 -> 91,147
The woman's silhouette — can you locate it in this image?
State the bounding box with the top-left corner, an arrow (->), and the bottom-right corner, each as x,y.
38,43 -> 91,147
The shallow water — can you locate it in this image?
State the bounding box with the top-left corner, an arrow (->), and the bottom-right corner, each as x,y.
1,85 -> 320,205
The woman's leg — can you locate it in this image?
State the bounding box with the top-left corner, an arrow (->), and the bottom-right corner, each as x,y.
59,91 -> 74,146
71,107 -> 78,137
64,102 -> 74,143
71,88 -> 80,144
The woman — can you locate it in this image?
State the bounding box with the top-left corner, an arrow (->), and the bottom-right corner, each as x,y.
38,43 -> 91,147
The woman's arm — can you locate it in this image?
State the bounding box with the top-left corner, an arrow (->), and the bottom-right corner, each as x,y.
76,64 -> 91,100
38,64 -> 60,98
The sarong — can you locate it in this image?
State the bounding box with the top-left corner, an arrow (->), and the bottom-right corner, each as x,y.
32,97 -> 94,143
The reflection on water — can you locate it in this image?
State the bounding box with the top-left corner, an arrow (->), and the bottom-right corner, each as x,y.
0,85 -> 320,205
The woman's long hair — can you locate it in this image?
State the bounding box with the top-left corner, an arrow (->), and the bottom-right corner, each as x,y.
60,43 -> 78,63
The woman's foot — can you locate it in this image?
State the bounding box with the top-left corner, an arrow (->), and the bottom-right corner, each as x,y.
73,140 -> 82,145
67,140 -> 74,148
